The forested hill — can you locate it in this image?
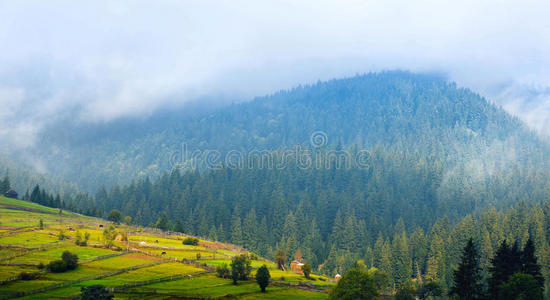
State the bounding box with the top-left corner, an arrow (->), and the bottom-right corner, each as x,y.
13,71 -> 549,192
12,71 -> 550,291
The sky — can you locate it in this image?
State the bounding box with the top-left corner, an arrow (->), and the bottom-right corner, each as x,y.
1,0 -> 550,148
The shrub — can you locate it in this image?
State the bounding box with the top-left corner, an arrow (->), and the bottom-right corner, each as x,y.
302,263 -> 312,279
256,265 -> 270,292
329,268 -> 383,300
81,284 -> 113,300
62,251 -> 78,270
196,252 -> 201,260
37,262 -> 45,269
182,237 -> 199,245
395,284 -> 416,300
48,260 -> 67,273
216,263 -> 230,278
103,225 -> 117,247
230,254 -> 252,284
250,253 -> 258,260
20,272 -> 38,280
75,231 -> 82,245
107,209 -> 122,224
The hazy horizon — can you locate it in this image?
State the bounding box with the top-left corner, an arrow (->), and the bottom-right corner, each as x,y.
1,0 -> 550,150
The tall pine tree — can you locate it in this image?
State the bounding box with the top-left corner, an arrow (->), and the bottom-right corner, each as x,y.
449,238 -> 483,300
521,238 -> 544,289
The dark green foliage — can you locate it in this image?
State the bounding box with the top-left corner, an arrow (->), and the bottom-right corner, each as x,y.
230,254 -> 252,284
395,283 -> 416,300
302,263 -> 312,279
256,265 -> 270,292
329,268 -> 379,300
19,272 -> 38,280
61,251 -> 78,270
47,260 -> 67,273
521,238 -> 544,288
498,273 -> 543,300
0,176 -> 10,195
174,220 -> 184,233
27,185 -> 67,210
488,240 -> 518,298
216,263 -> 230,278
182,237 -> 199,246
418,281 -> 443,300
449,238 -> 483,299
9,72 -> 550,293
155,213 -> 171,231
39,219 -> 43,230
80,285 -> 113,300
107,209 -> 122,223
488,238 -> 545,299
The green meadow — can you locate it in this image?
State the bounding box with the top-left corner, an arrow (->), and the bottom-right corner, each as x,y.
0,196 -> 330,299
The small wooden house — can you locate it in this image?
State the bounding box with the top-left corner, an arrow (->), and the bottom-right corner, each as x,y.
4,189 -> 17,199
290,260 -> 304,274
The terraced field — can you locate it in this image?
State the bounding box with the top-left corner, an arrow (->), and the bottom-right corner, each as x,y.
0,196 -> 332,299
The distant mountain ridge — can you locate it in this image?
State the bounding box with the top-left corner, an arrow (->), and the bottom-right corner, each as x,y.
5,71 -> 550,194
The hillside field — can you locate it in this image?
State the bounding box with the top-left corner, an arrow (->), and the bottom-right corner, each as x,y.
0,196 -> 332,299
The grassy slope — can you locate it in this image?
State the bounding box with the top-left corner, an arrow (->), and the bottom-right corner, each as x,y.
0,196 -> 331,299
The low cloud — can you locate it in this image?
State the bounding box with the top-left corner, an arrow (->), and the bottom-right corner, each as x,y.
1,0 -> 549,150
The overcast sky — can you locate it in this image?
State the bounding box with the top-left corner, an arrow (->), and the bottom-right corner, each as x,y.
1,0 -> 550,148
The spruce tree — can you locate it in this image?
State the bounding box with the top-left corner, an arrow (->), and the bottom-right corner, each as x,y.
488,240 -> 513,298
392,230 -> 412,287
256,265 -> 270,292
0,176 -> 10,195
521,238 -> 544,289
449,238 -> 483,300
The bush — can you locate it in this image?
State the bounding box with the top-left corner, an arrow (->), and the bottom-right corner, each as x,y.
20,272 -> 38,280
62,251 -> 78,270
48,260 -> 67,273
395,283 -> 416,300
230,254 -> 252,284
37,262 -> 45,269
329,268 -> 382,300
216,263 -> 230,278
196,252 -> 201,260
182,237 -> 199,245
498,273 -> 543,300
302,263 -> 312,279
81,284 -> 113,300
107,209 -> 122,224
256,265 -> 270,292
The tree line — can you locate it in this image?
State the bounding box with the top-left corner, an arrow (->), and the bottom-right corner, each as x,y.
19,161 -> 550,296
